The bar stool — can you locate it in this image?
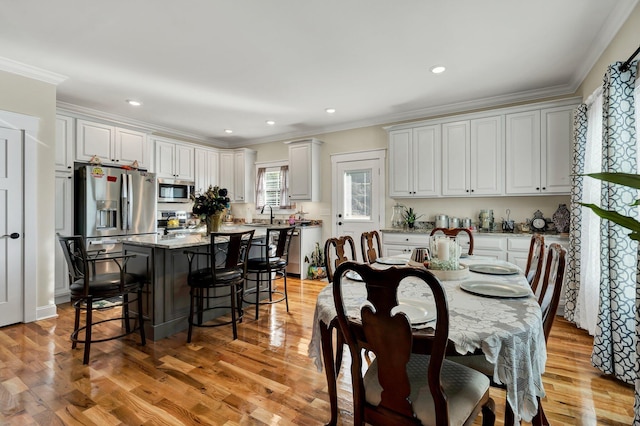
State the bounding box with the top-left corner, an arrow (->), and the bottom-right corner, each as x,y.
184,230 -> 254,342
57,234 -> 146,365
244,226 -> 296,320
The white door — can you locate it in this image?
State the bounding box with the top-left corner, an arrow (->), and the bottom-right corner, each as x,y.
0,127 -> 24,327
332,151 -> 385,261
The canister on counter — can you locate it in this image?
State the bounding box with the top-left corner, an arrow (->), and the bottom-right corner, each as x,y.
434,214 -> 449,228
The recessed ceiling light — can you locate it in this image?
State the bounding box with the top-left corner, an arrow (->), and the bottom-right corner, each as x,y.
325,108 -> 336,114
430,65 -> 446,74
266,120 -> 275,125
126,99 -> 142,106
224,129 -> 233,134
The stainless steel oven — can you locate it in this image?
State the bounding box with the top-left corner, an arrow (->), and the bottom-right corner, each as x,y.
157,178 -> 195,203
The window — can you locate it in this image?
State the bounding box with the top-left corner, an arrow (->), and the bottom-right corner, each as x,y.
255,162 -> 291,209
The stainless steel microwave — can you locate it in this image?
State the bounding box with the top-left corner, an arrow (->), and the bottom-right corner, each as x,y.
157,178 -> 195,203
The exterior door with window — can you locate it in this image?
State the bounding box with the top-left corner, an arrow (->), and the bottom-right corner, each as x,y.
332,151 -> 385,261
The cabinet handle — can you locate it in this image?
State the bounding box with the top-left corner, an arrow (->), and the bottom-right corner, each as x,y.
466,189 -> 469,193
67,176 -> 72,179
67,166 -> 72,169
471,189 -> 474,193
542,187 -> 546,190
536,187 -> 540,190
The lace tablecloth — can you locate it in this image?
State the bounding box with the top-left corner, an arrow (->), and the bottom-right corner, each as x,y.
308,258 -> 547,423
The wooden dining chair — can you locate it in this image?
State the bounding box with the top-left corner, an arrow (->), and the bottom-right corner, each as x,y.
332,261 -> 495,425
430,227 -> 474,255
324,235 -> 357,282
360,230 -> 382,264
450,243 -> 566,426
525,234 -> 545,294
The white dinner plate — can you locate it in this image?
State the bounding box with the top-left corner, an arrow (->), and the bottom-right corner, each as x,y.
391,299 -> 437,325
345,270 -> 364,281
459,280 -> 531,298
469,264 -> 520,275
375,257 -> 409,266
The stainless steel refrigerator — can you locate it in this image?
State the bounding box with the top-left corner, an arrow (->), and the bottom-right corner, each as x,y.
75,165 -> 157,264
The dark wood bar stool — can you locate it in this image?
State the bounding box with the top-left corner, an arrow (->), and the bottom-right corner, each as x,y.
244,226 -> 296,320
57,233 -> 146,365
184,230 -> 254,342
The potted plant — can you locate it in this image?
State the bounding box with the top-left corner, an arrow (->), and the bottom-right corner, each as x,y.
580,172 -> 640,240
403,207 -> 423,229
305,242 -> 327,279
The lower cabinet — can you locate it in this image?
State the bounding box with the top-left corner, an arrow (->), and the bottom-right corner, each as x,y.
382,232 -> 428,257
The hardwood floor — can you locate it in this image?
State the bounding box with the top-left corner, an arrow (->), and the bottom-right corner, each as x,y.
0,276 -> 634,425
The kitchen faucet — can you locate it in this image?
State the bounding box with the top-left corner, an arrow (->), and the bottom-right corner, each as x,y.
261,205 -> 274,224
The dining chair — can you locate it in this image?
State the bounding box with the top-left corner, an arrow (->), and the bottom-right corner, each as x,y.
360,230 -> 382,264
184,230 -> 254,342
332,261 -> 496,426
430,227 -> 474,255
450,243 -> 566,426
525,234 -> 545,294
324,235 -> 359,373
324,235 -> 358,281
57,233 -> 146,365
244,226 -> 296,320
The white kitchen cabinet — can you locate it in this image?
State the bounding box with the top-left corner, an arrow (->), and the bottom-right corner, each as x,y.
287,139 -> 322,202
472,234 -> 508,260
389,125 -> 441,198
55,115 -> 74,172
442,116 -> 503,196
154,138 -> 195,180
54,172 -> 73,303
286,226 -> 323,279
76,119 -> 148,168
505,105 -> 574,195
219,148 -> 256,202
194,147 -> 219,193
382,232 -> 429,257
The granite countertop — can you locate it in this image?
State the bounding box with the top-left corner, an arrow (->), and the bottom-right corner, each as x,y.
380,228 -> 569,238
122,225 -> 271,249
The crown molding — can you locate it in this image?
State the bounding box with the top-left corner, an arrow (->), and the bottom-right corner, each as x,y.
0,56 -> 67,85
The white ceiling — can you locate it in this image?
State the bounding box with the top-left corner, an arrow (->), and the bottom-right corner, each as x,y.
0,0 -> 637,147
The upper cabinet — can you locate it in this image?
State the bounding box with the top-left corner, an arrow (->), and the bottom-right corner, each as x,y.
154,138 -> 195,180
505,105 -> 574,195
389,125 -> 441,198
219,148 -> 256,202
442,116 -> 503,196
55,115 -> 74,172
287,139 -> 323,202
76,119 -> 148,168
194,147 -> 219,193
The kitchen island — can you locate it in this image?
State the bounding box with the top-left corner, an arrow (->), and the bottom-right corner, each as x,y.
122,226 -> 269,341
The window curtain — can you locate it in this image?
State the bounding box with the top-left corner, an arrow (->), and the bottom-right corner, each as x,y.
279,165 -> 289,209
255,167 -> 266,207
591,62 -> 637,388
565,90 -> 603,335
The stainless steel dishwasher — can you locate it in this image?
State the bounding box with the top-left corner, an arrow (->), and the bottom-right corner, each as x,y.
286,229 -> 301,275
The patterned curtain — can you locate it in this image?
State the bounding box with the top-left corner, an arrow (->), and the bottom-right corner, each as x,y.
255,167 -> 266,207
564,104 -> 587,323
592,62 -> 637,389
279,165 -> 289,209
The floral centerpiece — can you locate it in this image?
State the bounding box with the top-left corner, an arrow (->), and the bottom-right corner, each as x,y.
190,185 -> 230,233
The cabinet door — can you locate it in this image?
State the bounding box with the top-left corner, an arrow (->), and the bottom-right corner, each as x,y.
219,151 -> 235,199
289,143 -> 312,200
116,128 -> 148,168
234,151 -> 246,202
154,140 -> 176,178
505,110 -> 541,194
541,106 -> 573,194
54,172 -> 73,301
471,116 -> 503,195
442,121 -> 469,196
413,125 -> 441,197
194,148 -> 219,193
174,144 -> 194,180
76,119 -> 115,164
55,115 -> 74,172
389,129 -> 413,197
384,246 -> 412,257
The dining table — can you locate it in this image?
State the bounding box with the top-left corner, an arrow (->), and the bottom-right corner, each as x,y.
308,255 -> 547,426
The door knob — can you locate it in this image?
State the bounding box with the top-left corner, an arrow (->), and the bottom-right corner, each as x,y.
2,232 -> 20,239
338,222 -> 343,226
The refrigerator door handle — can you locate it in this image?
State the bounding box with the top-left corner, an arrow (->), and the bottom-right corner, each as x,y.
121,173 -> 129,230
127,174 -> 133,231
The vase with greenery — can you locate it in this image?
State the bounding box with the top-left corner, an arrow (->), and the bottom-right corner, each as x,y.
403,207 -> 423,229
304,242 -> 326,279
191,185 -> 230,234
580,172 -> 640,240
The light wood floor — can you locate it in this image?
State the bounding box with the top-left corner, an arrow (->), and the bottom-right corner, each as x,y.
0,276 -> 634,425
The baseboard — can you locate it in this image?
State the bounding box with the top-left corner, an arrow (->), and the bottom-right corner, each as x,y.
36,303 -> 58,321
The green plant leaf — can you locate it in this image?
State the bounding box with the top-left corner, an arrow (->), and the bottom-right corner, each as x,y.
583,172 -> 640,190
579,202 -> 640,241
